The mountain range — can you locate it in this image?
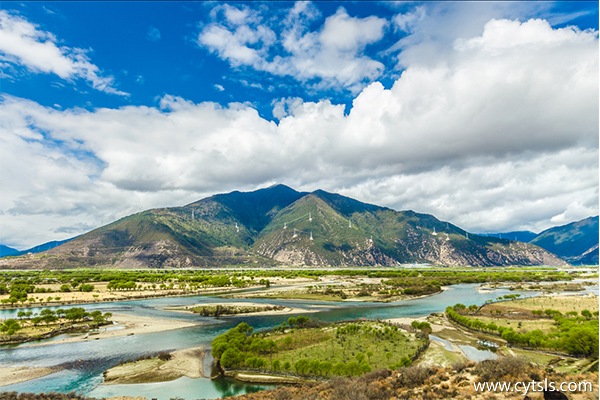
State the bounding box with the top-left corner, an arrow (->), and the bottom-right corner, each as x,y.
0,240 -> 71,258
0,185 -> 595,268
530,216 -> 599,265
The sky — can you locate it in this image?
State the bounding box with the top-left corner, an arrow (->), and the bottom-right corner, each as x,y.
0,1 -> 598,249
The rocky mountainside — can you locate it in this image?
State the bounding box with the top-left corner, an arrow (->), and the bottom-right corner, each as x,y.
0,185 -> 566,269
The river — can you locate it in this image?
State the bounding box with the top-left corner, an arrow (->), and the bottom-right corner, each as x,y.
0,282 -> 597,399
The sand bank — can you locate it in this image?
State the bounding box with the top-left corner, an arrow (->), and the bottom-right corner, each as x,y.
0,366 -> 60,387
103,346 -> 205,384
165,301 -> 315,316
25,313 -> 201,348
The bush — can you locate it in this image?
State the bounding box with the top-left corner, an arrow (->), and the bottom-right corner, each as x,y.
395,365 -> 432,388
473,357 -> 528,381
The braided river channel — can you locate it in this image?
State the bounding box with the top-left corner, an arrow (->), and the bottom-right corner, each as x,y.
1,282 -> 597,399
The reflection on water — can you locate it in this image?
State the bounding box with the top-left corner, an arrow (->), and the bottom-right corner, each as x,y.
88,376 -> 271,400
0,282 -> 596,399
458,345 -> 498,362
429,335 -> 453,351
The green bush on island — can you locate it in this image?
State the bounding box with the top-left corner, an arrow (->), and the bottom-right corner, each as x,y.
212,318 -> 428,378
190,304 -> 284,316
0,307 -> 112,342
0,319 -> 21,335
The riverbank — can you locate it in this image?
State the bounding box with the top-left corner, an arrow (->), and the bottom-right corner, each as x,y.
225,276 -> 445,303
103,346 -> 205,384
163,302 -> 316,316
23,313 -> 201,348
0,366 -> 61,387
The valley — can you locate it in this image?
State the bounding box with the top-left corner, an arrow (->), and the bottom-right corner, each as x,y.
0,267 -> 597,400
0,187 -> 597,399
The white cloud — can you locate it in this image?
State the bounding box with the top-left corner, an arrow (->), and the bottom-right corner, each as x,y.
1,16 -> 597,248
198,4 -> 387,91
0,10 -> 127,95
147,26 -> 161,42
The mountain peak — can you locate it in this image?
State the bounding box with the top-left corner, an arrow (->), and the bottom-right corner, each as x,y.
0,185 -> 573,268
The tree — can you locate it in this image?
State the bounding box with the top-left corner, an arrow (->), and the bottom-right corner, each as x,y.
80,284 -> 94,292
581,310 -> 593,320
220,347 -> 243,369
64,307 -> 88,322
0,319 -> 22,335
59,284 -> 71,293
563,327 -> 599,357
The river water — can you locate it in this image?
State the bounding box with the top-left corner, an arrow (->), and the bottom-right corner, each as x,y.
0,282 -> 596,399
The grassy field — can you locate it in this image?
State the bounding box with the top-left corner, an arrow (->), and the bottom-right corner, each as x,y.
212,319 -> 429,379
497,295 -> 599,314
266,321 -> 425,371
446,294 -> 599,365
472,315 -> 556,334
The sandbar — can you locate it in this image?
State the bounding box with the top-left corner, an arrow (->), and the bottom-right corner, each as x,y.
0,366 -> 60,387
24,313 -> 201,348
165,301 -> 316,316
103,346 -> 205,384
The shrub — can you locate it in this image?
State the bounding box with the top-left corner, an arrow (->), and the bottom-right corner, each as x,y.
473,357 -> 528,381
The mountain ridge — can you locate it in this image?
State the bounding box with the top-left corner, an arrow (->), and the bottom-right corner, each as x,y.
0,185 -> 571,268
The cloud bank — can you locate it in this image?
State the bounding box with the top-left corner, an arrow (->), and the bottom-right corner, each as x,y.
1,14 -> 598,248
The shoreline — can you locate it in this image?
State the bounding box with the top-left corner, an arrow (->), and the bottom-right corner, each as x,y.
0,366 -> 62,387
0,286 -> 259,311
163,302 -> 317,316
102,346 -> 206,385
21,313 -> 202,348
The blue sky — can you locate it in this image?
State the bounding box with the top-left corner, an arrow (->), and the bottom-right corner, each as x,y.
0,1 -> 598,248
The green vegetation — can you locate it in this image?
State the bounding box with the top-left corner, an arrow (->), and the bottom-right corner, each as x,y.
446,302 -> 599,358
189,304 -> 284,316
0,267 -> 584,307
0,307 -> 112,343
212,318 -> 428,379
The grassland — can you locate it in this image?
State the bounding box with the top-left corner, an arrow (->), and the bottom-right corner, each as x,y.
212,318 -> 429,381
0,307 -> 112,344
445,294 -> 599,373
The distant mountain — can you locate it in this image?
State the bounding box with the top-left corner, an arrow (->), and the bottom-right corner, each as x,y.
530,216 -> 599,265
21,239 -> 72,255
0,244 -> 20,257
484,231 -> 538,243
0,239 -> 72,258
0,185 -> 566,269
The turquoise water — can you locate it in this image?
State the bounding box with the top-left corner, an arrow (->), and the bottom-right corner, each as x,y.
0,282 -> 595,399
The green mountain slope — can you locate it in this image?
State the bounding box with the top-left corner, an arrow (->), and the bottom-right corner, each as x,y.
253,193 -> 564,267
0,185 -> 567,268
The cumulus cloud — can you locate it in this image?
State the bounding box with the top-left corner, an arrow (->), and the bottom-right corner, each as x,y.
198,3 -> 387,91
1,15 -> 597,248
0,10 -> 127,95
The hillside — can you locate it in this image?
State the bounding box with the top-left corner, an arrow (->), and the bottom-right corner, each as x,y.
530,216 -> 599,265
0,185 -> 566,269
0,244 -> 20,257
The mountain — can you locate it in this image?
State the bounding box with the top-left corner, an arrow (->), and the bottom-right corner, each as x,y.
0,244 -> 20,257
530,216 -> 599,265
483,231 -> 538,242
0,239 -> 72,258
21,239 -> 72,255
0,185 -> 566,269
